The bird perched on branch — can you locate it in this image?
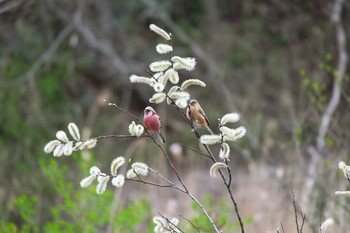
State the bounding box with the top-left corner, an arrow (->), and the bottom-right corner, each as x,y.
186,99 -> 213,134
143,106 -> 165,143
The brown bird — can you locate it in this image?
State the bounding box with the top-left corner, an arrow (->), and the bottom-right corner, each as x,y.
186,99 -> 213,134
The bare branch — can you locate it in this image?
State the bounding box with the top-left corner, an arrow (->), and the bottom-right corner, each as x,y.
181,144 -> 212,159
291,182 -> 305,233
72,7 -> 130,76
127,178 -> 174,189
179,215 -> 201,233
0,0 -> 25,14
96,134 -> 150,140
317,0 -> 347,151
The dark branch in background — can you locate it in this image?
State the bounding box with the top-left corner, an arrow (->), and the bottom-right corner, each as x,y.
317,0 -> 348,151
72,4 -> 130,76
13,23 -> 74,130
0,0 -> 26,14
303,0 -> 347,209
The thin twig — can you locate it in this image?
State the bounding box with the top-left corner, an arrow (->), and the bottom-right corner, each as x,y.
149,167 -> 185,192
280,222 -> 286,233
95,134 -> 150,140
181,144 -> 212,159
157,212 -> 185,233
291,182 -> 305,233
179,215 -> 201,233
291,184 -> 300,233
108,103 -> 140,119
127,178 -> 174,189
299,206 -> 306,233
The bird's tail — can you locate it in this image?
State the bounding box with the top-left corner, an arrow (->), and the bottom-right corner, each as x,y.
205,126 -> 214,135
157,131 -> 166,143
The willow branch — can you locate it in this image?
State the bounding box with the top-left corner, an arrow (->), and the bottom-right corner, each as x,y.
95,134 -> 150,140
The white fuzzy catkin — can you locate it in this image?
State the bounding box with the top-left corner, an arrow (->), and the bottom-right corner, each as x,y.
153,72 -> 163,81
89,166 -> 101,176
132,162 -> 149,176
166,86 -> 180,104
63,141 -> 74,156
160,68 -> 174,86
44,140 -> 61,154
111,175 -> 125,188
171,56 -> 196,71
134,125 -> 144,137
83,138 -> 97,149
168,69 -> 179,84
126,169 -> 138,179
56,130 -> 69,143
110,156 -> 125,176
220,126 -> 247,141
68,122 -> 80,141
320,218 -> 333,233
149,93 -> 166,104
156,44 -> 173,54
53,144 -> 65,157
209,162 -> 228,177
80,174 -> 97,188
129,75 -> 155,86
220,113 -> 240,125
335,191 -> 350,196
153,216 -> 167,227
219,143 -> 230,160
149,24 -> 171,40
180,79 -> 206,90
129,121 -> 136,135
175,98 -> 188,109
153,82 -> 165,93
170,217 -> 179,226
199,135 -> 222,145
169,91 -> 190,100
149,60 -> 172,72
96,175 -> 110,195
338,161 -> 350,179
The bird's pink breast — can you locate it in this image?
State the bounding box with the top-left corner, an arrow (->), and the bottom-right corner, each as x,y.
144,115 -> 161,131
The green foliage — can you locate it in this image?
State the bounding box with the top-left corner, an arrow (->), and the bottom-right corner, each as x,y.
0,195 -> 40,233
2,158 -> 153,233
299,68 -> 327,109
114,199 -> 152,232
189,194 -> 253,232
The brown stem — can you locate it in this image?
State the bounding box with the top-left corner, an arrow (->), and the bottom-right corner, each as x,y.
173,104 -> 246,233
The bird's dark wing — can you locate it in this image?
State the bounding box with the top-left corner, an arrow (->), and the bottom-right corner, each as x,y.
200,109 -> 211,127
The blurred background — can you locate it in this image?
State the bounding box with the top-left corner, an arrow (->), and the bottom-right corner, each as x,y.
1,0 -> 350,232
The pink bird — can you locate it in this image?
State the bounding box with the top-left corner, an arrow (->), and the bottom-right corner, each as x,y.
143,106 -> 165,143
